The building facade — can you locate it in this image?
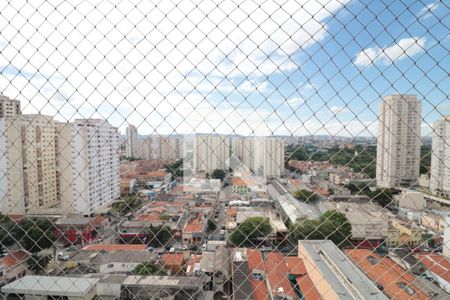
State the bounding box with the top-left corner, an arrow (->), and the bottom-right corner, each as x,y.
59,119 -> 120,215
376,94 -> 421,187
193,135 -> 230,174
232,137 -> 284,177
0,96 -> 25,215
21,114 -> 59,211
430,116 -> 450,196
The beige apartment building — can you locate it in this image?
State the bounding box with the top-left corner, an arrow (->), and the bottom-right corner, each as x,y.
0,96 -> 25,215
125,124 -> 139,158
21,114 -> 59,210
430,116 -> 450,196
376,94 -> 421,188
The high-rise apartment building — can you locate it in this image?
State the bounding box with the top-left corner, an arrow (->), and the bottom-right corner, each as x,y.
58,119 -> 120,215
21,115 -> 59,210
376,94 -> 421,188
193,135 -> 230,174
232,137 -> 285,177
430,116 -> 450,196
125,124 -> 139,158
0,96 -> 25,215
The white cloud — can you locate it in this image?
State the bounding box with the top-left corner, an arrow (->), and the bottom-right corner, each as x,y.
354,37 -> 426,67
0,0 -> 351,135
418,2 -> 440,19
286,97 -> 304,107
330,105 -> 350,114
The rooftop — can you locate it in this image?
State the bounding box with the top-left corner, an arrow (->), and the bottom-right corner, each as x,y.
162,253 -> 184,267
246,249 -> 269,300
81,244 -> 147,252
298,240 -> 388,300
1,276 -> 99,297
0,250 -> 29,268
122,275 -> 204,288
345,249 -> 428,300
183,218 -> 204,233
285,257 -> 321,300
264,252 -> 296,299
416,252 -> 450,283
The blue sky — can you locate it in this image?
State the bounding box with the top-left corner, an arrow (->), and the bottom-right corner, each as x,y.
0,0 -> 448,137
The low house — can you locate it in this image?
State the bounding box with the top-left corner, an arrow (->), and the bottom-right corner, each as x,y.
182,217 -> 206,246
68,250 -> 155,274
1,276 -> 99,300
416,253 -> 450,293
345,249 -> 428,300
162,253 -> 184,275
82,244 -> 147,252
232,177 -> 252,194
200,246 -> 231,296
387,219 -> 424,248
120,275 -> 206,300
0,250 -> 30,286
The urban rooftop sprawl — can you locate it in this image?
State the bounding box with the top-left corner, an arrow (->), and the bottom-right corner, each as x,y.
0,93 -> 450,299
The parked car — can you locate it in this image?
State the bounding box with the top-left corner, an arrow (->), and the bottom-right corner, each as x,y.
169,247 -> 175,253
260,246 -> 273,252
57,252 -> 69,261
66,246 -> 77,252
146,246 -> 154,252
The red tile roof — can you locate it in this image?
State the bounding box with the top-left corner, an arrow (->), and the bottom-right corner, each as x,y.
162,253 -> 184,267
264,252 -> 296,299
0,250 -> 29,268
285,257 -> 321,300
246,249 -> 269,300
345,249 -> 428,300
89,215 -> 106,226
136,213 -> 161,222
82,244 -> 147,251
233,177 -> 250,187
227,207 -> 238,218
416,252 -> 450,282
183,218 -> 204,233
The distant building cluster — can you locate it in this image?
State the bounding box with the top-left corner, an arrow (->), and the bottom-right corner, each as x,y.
191,134 -> 285,177
124,124 -> 183,161
0,96 -> 120,216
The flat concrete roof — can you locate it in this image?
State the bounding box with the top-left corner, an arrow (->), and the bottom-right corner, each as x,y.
1,276 -> 99,297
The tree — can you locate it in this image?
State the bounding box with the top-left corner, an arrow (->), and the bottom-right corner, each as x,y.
368,188 -> 394,207
147,225 -> 172,247
27,254 -> 50,274
211,169 -> 226,181
18,218 -> 56,253
291,210 -> 351,247
112,195 -> 141,215
207,218 -> 217,232
165,159 -> 183,178
133,261 -> 166,275
230,217 -> 272,247
293,189 -> 318,202
0,214 -> 18,247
